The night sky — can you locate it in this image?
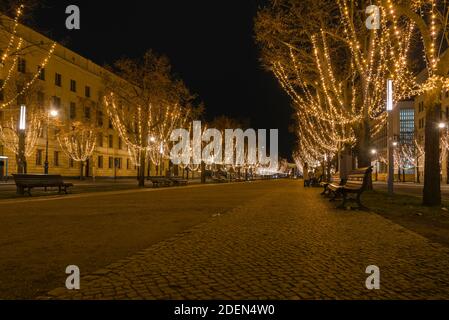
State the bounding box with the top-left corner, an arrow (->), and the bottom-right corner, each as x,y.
28,0 -> 294,160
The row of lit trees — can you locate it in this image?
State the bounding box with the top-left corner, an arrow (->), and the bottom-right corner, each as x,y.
256,0 -> 449,206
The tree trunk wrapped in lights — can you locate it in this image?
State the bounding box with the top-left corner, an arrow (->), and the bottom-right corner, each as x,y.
57,122 -> 96,180
0,72 -> 47,172
386,0 -> 449,205
102,50 -> 198,187
0,105 -> 43,172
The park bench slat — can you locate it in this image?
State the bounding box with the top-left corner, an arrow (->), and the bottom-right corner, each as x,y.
320,173 -> 345,196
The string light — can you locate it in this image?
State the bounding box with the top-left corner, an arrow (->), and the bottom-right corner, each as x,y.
57,122 -> 97,162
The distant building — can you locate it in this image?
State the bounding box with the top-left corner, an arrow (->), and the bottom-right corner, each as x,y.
371,100 -> 415,181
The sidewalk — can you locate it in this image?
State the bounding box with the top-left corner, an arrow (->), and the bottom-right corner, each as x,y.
0,178 -> 202,200
42,180 -> 449,300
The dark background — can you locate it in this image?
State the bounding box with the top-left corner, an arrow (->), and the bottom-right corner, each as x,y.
26,0 -> 294,160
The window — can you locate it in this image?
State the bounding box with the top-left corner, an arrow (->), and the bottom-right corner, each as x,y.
118,137 -> 122,150
37,91 -> 45,109
98,156 -> 104,169
52,96 -> 61,109
96,110 -> 103,127
418,101 -> 424,113
127,158 -> 131,170
18,58 -> 26,73
108,118 -> 113,129
70,79 -> 77,92
108,135 -> 113,148
36,149 -> 43,165
115,158 -> 122,169
97,133 -> 103,147
55,73 -> 62,87
84,106 -> 91,119
54,151 -> 60,166
70,102 -> 76,119
69,158 -> 74,168
38,66 -> 45,80
85,86 -> 91,98
108,156 -> 114,169
399,108 -> 414,146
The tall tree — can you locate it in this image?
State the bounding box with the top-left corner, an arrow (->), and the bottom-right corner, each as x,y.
57,122 -> 97,180
255,0 -> 416,172
103,50 -> 196,187
388,0 -> 449,205
0,73 -> 45,172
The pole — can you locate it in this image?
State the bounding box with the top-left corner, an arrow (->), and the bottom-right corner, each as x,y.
18,105 -> 26,174
18,130 -> 26,174
44,113 -> 49,174
387,79 -> 394,195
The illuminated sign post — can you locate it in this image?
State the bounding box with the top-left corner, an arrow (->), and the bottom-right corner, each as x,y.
387,80 -> 394,195
18,105 -> 27,174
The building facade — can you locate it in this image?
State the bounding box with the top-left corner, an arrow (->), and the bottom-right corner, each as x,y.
371,100 -> 415,181
0,15 -> 173,179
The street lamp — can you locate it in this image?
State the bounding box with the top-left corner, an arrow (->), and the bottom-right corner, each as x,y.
18,105 -> 26,174
44,109 -> 59,174
387,79 -> 394,195
371,149 -> 378,181
439,121 -> 449,184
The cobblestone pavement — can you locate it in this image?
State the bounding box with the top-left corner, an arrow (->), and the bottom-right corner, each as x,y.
43,180 -> 449,299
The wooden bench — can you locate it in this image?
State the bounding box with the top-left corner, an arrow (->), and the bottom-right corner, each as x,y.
211,176 -> 227,183
320,173 -> 345,196
169,177 -> 188,186
328,167 -> 373,209
13,174 -> 73,196
148,176 -> 172,188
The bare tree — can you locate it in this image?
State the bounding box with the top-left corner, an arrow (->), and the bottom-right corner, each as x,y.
103,50 -> 196,187
255,0 -> 416,179
57,122 -> 97,180
0,72 -> 45,172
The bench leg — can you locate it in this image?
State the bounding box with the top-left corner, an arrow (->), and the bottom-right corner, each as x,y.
320,186 -> 327,196
356,192 -> 368,210
16,186 -> 24,195
27,187 -> 32,196
337,192 -> 348,209
329,190 -> 340,202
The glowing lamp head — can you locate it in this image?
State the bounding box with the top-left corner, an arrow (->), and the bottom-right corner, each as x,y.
19,105 -> 26,130
386,79 -> 393,111
392,142 -> 398,147
439,122 -> 446,129
149,136 -> 156,143
371,149 -> 377,155
50,110 -> 59,117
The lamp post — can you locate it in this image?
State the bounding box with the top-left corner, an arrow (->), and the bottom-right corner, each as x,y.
387,79 -> 394,195
371,149 -> 378,181
18,105 -> 26,174
44,109 -> 59,174
438,121 -> 448,184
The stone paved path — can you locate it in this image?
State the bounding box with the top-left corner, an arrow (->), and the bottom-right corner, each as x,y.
42,180 -> 449,299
